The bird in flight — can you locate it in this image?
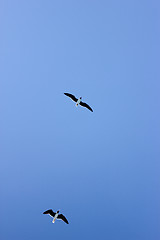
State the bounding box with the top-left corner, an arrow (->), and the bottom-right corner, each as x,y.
64,93 -> 93,112
43,209 -> 69,224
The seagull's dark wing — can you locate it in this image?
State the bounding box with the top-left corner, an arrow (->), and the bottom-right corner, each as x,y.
43,209 -> 56,217
64,93 -> 78,102
57,214 -> 69,224
79,101 -> 93,112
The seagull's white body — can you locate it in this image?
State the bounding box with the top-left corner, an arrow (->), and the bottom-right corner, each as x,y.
76,98 -> 81,106
52,213 -> 58,223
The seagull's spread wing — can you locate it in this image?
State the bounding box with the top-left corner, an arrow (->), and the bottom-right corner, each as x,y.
64,93 -> 78,102
57,214 -> 69,224
80,101 -> 93,112
43,209 -> 56,217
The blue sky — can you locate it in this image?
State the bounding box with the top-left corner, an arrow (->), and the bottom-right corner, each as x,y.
0,1 -> 160,239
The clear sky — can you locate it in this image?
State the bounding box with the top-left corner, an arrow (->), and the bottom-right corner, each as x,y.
0,1 -> 160,239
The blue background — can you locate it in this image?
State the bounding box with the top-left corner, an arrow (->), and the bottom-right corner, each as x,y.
0,1 -> 160,239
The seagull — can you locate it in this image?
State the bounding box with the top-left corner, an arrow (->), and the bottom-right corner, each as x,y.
43,209 -> 69,224
64,93 -> 93,112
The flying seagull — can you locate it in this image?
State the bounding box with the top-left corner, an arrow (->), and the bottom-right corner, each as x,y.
43,209 -> 69,224
64,93 -> 93,112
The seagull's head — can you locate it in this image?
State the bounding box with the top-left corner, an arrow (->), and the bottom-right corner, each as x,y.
57,210 -> 60,213
80,97 -> 82,99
